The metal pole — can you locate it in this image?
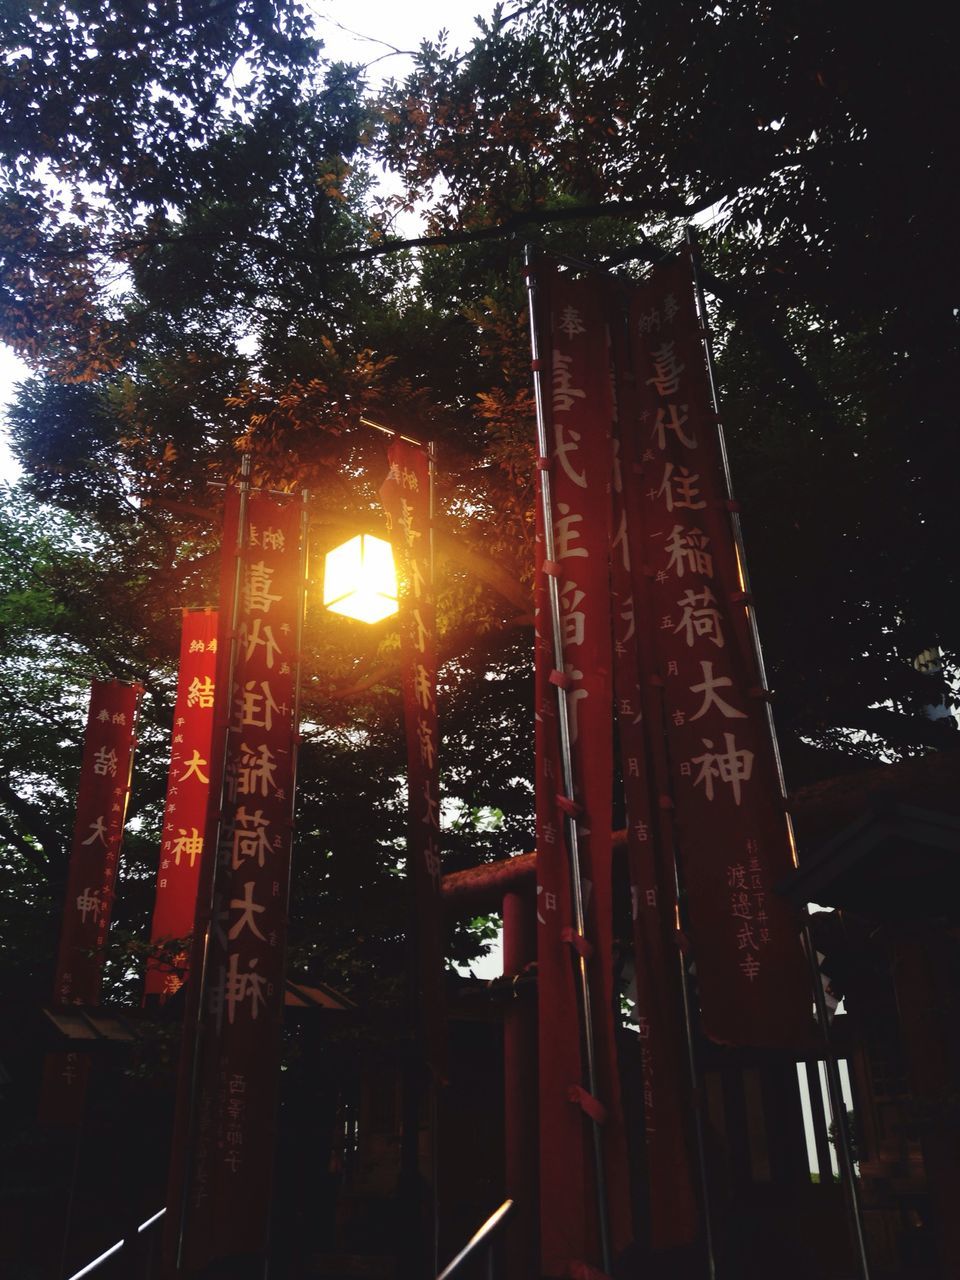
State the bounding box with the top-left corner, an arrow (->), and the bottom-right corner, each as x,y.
263,488 -> 310,1280
426,438 -> 441,1280
674,930 -> 718,1280
684,225 -> 871,1280
175,449 -> 252,1270
524,243 -> 612,1275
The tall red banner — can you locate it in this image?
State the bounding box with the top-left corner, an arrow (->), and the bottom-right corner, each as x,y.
609,313 -> 700,1248
169,488 -> 305,1271
145,609 -> 218,1001
378,440 -> 445,1077
626,258 -> 811,1047
534,267 -> 632,1276
40,679 -> 142,1125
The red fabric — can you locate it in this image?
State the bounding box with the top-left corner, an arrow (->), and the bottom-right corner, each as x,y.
567,1085 -> 608,1125
534,267 -> 632,1276
169,490 -> 305,1270
609,312 -> 701,1248
567,1262 -> 613,1280
626,259 -> 811,1048
145,609 -> 218,1001
379,440 -> 446,1080
39,679 -> 142,1126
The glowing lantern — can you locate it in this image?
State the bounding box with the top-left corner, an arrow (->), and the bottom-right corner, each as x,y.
323,534 -> 398,623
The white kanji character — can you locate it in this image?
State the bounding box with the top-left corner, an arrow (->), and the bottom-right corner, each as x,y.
411,609 -> 429,655
557,305 -> 586,340
82,816 -> 109,847
611,507 -> 630,568
223,954 -> 268,1024
664,525 -> 714,579
237,680 -> 280,730
242,616 -> 281,669
422,779 -> 440,830
689,661 -> 746,722
651,462 -> 706,512
228,881 -> 267,941
423,840 -> 441,881
674,587 -> 724,648
645,340 -> 685,397
564,665 -> 588,745
416,718 -> 436,769
413,664 -> 433,712
92,746 -> 118,778
552,351 -> 587,414
172,826 -> 203,867
178,750 -> 210,784
225,806 -> 272,870
554,503 -> 588,559
690,732 -> 754,805
242,561 -> 281,614
187,676 -> 215,709
236,742 -> 278,797
559,579 -> 585,648
727,863 -> 747,889
555,422 -> 587,488
261,527 -> 285,551
650,404 -> 696,450
75,887 -> 100,923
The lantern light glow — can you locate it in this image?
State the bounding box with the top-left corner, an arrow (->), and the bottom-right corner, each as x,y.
323,534 -> 399,624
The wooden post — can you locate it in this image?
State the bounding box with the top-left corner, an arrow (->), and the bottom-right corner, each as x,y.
502,890 -> 538,1280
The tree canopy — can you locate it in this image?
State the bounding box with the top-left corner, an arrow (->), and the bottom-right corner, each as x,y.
0,0 -> 956,1023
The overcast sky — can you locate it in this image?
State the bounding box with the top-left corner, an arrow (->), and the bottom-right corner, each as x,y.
0,0 -> 499,479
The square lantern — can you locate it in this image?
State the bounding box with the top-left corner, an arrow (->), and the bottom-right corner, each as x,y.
323,533 -> 399,623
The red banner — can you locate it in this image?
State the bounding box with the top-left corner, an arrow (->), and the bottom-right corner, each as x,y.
40,678 -> 142,1125
609,313 -> 700,1248
145,609 -> 218,1002
626,257 -> 811,1047
379,440 -> 445,1078
534,267 -> 632,1275
170,488 -> 305,1270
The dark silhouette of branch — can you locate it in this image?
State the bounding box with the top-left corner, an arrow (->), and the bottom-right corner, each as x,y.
0,774 -> 65,867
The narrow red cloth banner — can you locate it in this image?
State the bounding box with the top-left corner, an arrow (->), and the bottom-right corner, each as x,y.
168,489 -> 305,1270
534,266 -> 632,1276
39,679 -> 142,1126
145,608 -> 218,1002
609,312 -> 700,1249
379,440 -> 446,1079
627,259 -> 811,1047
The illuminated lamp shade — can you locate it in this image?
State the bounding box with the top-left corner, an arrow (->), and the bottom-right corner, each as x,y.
323,534 -> 399,624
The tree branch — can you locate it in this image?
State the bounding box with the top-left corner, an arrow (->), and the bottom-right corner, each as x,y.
0,773 -> 64,867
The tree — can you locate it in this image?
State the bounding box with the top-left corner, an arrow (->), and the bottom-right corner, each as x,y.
377,0 -> 960,772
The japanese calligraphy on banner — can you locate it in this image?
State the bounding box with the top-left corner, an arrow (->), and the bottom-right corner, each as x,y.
534,267 -> 632,1276
378,440 -> 445,1078
626,257 -> 810,1047
172,489 -> 304,1270
609,315 -> 699,1247
145,609 -> 218,1003
40,679 -> 142,1126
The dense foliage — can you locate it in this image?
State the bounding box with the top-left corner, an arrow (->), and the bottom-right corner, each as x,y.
0,0 -> 956,1025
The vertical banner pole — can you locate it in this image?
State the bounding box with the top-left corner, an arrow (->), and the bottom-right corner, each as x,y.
684,225 -> 871,1280
175,448 -> 252,1270
427,439 -> 440,1280
524,243 -> 612,1276
671,851 -> 718,1280
261,488 -> 310,1280
378,432 -> 444,1280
